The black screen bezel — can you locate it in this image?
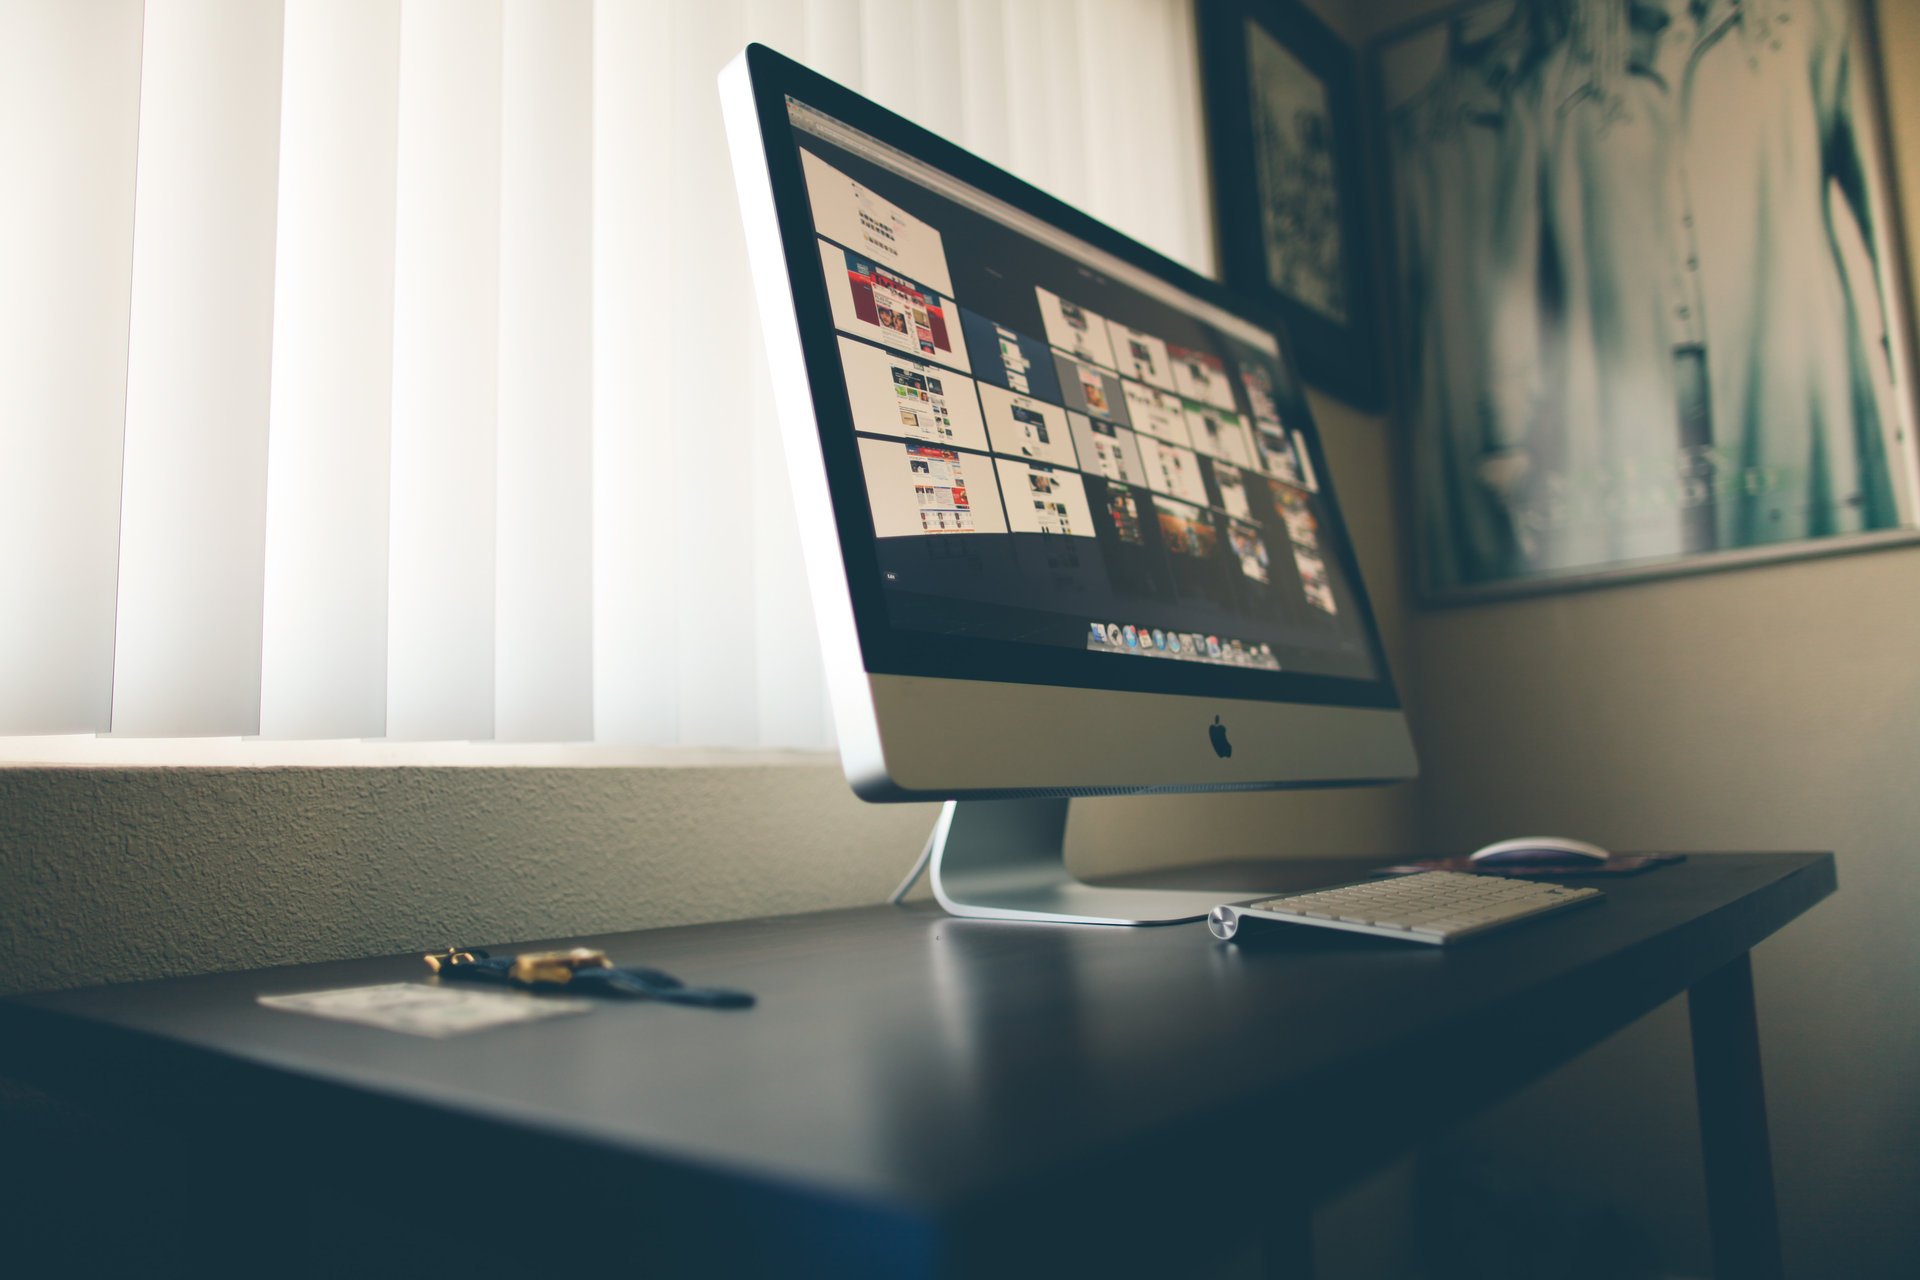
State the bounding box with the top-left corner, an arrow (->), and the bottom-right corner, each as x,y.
742,43 -> 1401,712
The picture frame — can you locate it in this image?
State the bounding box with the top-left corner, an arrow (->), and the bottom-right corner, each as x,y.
1370,0 -> 1920,604
1197,0 -> 1384,411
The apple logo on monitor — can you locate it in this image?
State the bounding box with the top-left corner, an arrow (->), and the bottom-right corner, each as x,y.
1209,716 -> 1232,759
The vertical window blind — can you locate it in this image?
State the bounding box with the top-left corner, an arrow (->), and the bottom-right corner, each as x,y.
0,0 -> 1213,751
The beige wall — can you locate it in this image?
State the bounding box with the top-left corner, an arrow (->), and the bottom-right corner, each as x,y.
1358,0 -> 1920,1275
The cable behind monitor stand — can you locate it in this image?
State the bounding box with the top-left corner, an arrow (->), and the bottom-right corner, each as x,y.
889,824 -> 939,904
901,799 -> 1236,925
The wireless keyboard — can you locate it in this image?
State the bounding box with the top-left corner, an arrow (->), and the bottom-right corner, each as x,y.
1206,870 -> 1602,945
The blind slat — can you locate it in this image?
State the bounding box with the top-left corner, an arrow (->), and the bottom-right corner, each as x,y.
496,0 -> 596,742
259,0 -> 402,739
956,0 -> 1012,164
1155,0 -> 1216,276
666,0 -> 759,747
386,0 -> 503,740
112,0 -> 285,737
0,0 -> 143,734
591,0 -> 680,744
911,0 -> 966,148
802,0 -> 864,90
747,0 -> 834,750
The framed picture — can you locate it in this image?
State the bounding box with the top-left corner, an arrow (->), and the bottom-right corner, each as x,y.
1198,0 -> 1384,410
1372,0 -> 1920,602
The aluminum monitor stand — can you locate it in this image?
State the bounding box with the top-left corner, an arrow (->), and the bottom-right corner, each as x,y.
926,797 -> 1243,925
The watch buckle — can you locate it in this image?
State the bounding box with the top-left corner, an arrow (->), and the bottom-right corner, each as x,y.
509,948 -> 613,986
422,947 -> 488,974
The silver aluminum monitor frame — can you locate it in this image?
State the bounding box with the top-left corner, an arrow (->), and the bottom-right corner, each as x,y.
928,798 -> 1240,925
720,48 -> 1416,925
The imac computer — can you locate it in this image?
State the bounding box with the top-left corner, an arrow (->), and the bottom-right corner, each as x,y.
721,44 -> 1416,925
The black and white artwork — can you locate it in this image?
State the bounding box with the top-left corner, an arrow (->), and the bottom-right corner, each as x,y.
1377,0 -> 1918,598
1200,0 -> 1383,409
1248,22 -> 1347,326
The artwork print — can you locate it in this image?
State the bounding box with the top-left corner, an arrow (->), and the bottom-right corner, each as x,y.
1199,0 -> 1384,409
1377,0 -> 1918,597
1248,23 -> 1347,326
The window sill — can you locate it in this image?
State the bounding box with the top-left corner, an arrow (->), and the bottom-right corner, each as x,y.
0,737 -> 838,770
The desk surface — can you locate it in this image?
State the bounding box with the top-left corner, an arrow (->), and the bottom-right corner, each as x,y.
1,853 -> 1834,1276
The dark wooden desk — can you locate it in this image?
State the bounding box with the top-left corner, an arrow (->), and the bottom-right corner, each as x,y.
0,853 -> 1833,1278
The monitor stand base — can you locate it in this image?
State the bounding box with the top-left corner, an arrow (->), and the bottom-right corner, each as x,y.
926,797 -> 1241,925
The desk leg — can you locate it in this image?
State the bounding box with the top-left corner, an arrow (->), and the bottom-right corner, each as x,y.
1688,952 -> 1783,1280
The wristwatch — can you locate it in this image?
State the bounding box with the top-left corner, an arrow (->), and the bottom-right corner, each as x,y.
424,946 -> 754,1008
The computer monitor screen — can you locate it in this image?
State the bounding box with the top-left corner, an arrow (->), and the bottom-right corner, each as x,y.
723,44 -> 1413,809
791,101 -> 1380,684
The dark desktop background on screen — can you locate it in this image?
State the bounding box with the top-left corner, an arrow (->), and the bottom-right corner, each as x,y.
792,118 -> 1377,683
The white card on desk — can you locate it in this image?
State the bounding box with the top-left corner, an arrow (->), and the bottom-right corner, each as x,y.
258,982 -> 592,1038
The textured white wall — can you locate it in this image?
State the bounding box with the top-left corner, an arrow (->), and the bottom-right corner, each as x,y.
0,762 -> 932,993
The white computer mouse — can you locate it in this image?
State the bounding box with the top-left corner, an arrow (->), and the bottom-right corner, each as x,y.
1468,836 -> 1613,866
